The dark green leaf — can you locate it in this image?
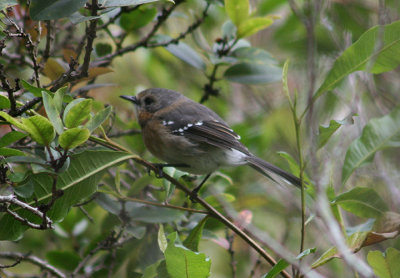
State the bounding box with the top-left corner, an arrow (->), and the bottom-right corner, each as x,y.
315,20 -> 400,100
183,217 -> 208,252
334,187 -> 388,218
21,115 -> 55,146
318,115 -> 355,149
262,259 -> 289,278
224,62 -> 282,84
342,107 -> 400,184
127,203 -> 186,223
0,95 -> 10,109
95,43 -> 113,57
0,147 -> 25,156
13,181 -> 34,198
0,131 -> 27,148
63,98 -> 92,128
120,6 -> 157,30
59,127 -> 90,150
30,0 -> 87,20
100,0 -> 161,8
46,251 -> 81,271
42,91 -> 64,135
367,248 -> 400,278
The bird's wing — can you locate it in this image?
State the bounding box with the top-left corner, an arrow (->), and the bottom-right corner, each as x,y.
156,102 -> 250,155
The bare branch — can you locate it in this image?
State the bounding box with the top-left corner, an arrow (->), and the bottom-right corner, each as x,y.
0,252 -> 66,278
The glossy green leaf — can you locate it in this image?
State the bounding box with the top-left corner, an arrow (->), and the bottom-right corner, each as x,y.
0,0 -> 18,10
224,62 -> 282,84
59,127 -> 90,150
165,232 -> 211,278
0,95 -> 10,109
0,147 -> 25,156
0,150 -> 136,240
0,131 -> 27,148
334,187 -> 388,218
30,0 -> 87,20
237,16 -> 275,38
342,107 -> 400,184
165,42 -> 206,70
183,217 -> 208,252
318,115 -> 355,149
42,91 -> 64,135
158,224 -> 168,253
224,0 -> 249,27
63,98 -> 92,128
315,20 -> 400,100
120,6 -> 157,30
0,111 -> 27,131
85,105 -> 112,132
367,248 -> 400,278
21,115 -> 55,146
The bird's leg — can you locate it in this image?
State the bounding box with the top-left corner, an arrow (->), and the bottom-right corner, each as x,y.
151,163 -> 188,178
190,173 -> 211,201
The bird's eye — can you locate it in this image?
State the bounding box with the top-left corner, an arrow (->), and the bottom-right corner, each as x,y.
144,97 -> 155,106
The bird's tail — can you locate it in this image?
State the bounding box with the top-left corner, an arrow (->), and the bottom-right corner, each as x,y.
246,155 -> 302,188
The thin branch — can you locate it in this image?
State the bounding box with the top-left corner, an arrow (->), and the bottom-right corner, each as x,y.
0,65 -> 17,115
0,252 -> 66,278
108,129 -> 141,137
0,195 -> 53,230
42,20 -> 52,63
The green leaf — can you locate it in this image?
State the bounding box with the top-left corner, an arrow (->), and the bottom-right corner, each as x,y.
0,147 -> 25,156
42,91 -> 64,135
224,0 -> 249,27
367,248 -> 400,278
0,111 -> 28,131
0,131 -> 27,148
85,106 -> 112,132
262,259 -> 289,278
20,80 -> 51,97
158,224 -> 168,253
0,95 -> 10,109
63,98 -> 92,128
120,6 -> 157,30
21,115 -> 55,146
318,115 -> 355,149
224,62 -> 282,84
54,87 -> 67,113
342,107 -> 400,184
315,20 -> 400,100
95,43 -> 113,57
0,150 -> 136,240
127,203 -> 186,223
165,42 -> 206,70
0,0 -> 18,10
165,232 -> 211,278
334,187 -> 388,218
59,127 -> 90,150
46,251 -> 81,271
30,0 -> 87,20
231,47 -> 278,65
237,16 -> 275,38
222,20 -> 237,40
183,217 -> 208,252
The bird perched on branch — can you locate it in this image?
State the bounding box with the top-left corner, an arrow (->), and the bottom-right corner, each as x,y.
121,88 -> 301,193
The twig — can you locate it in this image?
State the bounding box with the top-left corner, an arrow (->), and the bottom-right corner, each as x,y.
108,129 -> 141,137
42,20 -> 52,63
0,252 -> 66,278
0,195 -> 53,230
0,65 -> 18,115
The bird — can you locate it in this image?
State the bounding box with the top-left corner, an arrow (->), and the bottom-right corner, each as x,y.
120,88 -> 301,193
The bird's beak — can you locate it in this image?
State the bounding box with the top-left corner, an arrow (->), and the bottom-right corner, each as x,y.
120,95 -> 139,105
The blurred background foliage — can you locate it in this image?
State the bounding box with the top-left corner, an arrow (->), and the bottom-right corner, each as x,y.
0,0 -> 400,277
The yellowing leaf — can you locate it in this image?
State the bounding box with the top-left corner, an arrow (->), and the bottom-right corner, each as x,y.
88,67 -> 113,79
63,48 -> 78,63
43,58 -> 66,81
224,0 -> 249,27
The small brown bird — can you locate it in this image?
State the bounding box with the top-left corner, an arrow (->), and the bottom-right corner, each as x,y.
121,88 -> 301,192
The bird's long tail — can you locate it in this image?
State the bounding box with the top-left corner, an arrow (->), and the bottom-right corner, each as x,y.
246,155 -> 302,188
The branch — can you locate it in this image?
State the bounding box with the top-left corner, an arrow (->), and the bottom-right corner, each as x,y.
0,65 -> 18,115
0,252 -> 66,278
0,195 -> 53,230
